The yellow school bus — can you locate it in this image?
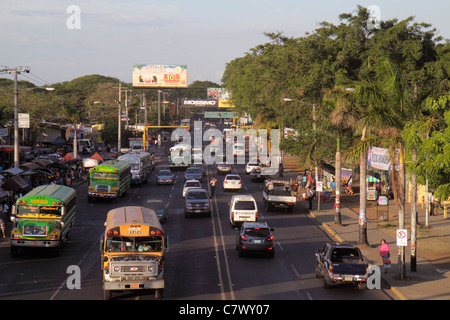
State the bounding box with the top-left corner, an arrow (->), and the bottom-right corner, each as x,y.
100,206 -> 168,300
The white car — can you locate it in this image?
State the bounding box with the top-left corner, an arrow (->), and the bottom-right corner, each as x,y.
183,180 -> 202,198
223,174 -> 242,191
245,162 -> 262,174
233,143 -> 245,157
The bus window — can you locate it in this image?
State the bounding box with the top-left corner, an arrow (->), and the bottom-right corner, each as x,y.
106,236 -> 163,253
91,172 -> 118,180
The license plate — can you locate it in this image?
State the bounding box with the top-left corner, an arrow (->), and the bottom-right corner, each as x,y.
29,241 -> 37,246
195,210 -> 201,213
344,276 -> 353,281
254,240 -> 262,243
130,283 -> 140,289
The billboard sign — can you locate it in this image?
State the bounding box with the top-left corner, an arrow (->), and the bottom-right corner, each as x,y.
181,99 -> 218,108
132,64 -> 187,88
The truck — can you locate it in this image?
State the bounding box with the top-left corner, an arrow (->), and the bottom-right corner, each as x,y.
129,137 -> 144,151
315,243 -> 369,289
262,179 -> 296,211
169,144 -> 191,169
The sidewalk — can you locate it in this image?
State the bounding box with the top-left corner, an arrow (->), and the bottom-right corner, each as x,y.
283,154 -> 450,300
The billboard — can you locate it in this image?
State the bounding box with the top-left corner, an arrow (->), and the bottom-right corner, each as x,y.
181,99 -> 218,107
133,64 -> 187,88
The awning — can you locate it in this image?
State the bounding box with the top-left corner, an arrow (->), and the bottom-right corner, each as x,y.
366,176 -> 380,183
35,158 -> 52,167
90,152 -> 104,162
20,162 -> 40,171
2,168 -> 23,175
62,152 -> 81,161
1,175 -> 28,191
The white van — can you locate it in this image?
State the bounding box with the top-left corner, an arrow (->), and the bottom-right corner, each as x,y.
229,194 -> 258,227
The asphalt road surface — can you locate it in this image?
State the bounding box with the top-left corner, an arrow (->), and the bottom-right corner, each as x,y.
0,142 -> 393,302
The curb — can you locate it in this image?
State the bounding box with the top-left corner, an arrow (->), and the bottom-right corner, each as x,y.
306,207 -> 408,300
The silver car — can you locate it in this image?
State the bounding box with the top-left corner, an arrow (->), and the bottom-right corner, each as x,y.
184,188 -> 211,217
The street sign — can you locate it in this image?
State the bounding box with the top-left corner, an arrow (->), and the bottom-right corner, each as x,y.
397,229 -> 407,246
204,111 -> 236,118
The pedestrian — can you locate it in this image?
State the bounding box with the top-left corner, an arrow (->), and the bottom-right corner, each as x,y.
379,239 -> 391,273
306,187 -> 315,210
429,192 -> 435,216
0,211 -> 5,238
210,177 -> 217,197
2,201 -> 9,223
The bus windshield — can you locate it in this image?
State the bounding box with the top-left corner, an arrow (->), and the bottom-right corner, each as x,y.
106,236 -> 163,253
91,172 -> 119,180
17,205 -> 62,216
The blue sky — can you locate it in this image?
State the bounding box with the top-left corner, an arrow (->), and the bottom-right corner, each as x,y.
1,0 -> 448,86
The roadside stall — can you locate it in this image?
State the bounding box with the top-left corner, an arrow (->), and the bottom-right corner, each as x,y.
366,176 -> 379,200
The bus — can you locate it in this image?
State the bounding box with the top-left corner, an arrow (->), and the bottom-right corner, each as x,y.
88,160 -> 131,201
169,144 -> 191,169
118,152 -> 154,185
10,184 -> 76,256
100,206 -> 168,300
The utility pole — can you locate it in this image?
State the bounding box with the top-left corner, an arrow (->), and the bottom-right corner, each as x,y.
0,66 -> 31,168
118,82 -> 122,152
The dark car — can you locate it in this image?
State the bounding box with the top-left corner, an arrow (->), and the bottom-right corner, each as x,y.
217,163 -> 232,175
156,207 -> 168,224
236,221 -> 275,258
184,167 -> 203,181
249,168 -> 265,182
156,169 -> 175,185
184,188 -> 211,217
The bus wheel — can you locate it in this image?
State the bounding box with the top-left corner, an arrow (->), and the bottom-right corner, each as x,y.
155,289 -> 163,299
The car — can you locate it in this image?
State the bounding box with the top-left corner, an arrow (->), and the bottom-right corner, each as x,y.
183,180 -> 202,198
236,221 -> 275,258
156,207 -> 169,224
156,169 -> 175,185
217,163 -> 232,175
184,167 -> 203,181
223,174 -> 242,191
229,194 -> 258,226
191,147 -> 203,163
246,162 -> 262,174
184,188 -> 211,217
191,163 -> 205,177
249,168 -> 265,182
233,143 -> 245,157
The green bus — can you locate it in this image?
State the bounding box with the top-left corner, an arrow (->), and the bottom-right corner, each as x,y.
88,160 -> 131,201
10,184 -> 76,256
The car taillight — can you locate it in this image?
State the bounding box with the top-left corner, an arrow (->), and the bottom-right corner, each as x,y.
241,235 -> 249,241
329,265 -> 333,273
266,235 -> 274,241
238,181 -> 241,184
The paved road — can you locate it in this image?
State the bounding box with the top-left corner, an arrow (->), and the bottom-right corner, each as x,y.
0,141 -> 393,301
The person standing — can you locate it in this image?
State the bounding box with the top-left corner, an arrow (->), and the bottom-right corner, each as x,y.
210,178 -> 217,197
379,239 -> 391,273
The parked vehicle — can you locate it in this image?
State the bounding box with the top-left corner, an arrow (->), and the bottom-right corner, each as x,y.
184,188 -> 211,217
229,194 -> 258,227
315,243 -> 368,289
236,221 -> 275,258
223,174 -> 242,191
263,179 -> 296,211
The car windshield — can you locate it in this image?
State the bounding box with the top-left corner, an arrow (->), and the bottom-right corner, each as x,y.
244,228 -> 270,237
185,181 -> 200,187
159,170 -> 171,175
186,168 -> 200,173
226,175 -> 240,181
234,200 -> 255,210
186,191 -> 208,200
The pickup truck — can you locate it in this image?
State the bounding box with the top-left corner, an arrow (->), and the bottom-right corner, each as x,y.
315,243 -> 368,289
262,179 -> 296,211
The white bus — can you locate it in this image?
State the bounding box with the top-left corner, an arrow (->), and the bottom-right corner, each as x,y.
118,152 -> 154,185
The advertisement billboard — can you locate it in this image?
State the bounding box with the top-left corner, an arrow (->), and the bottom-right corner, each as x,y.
132,64 -> 187,88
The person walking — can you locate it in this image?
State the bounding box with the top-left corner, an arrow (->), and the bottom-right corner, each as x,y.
306,187 -> 315,210
210,177 -> 217,197
379,239 -> 391,273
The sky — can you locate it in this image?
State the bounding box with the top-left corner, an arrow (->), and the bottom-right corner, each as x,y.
1,0 -> 449,87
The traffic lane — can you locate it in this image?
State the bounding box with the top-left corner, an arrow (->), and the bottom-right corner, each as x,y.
213,165 -> 391,300
162,167 -> 223,300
